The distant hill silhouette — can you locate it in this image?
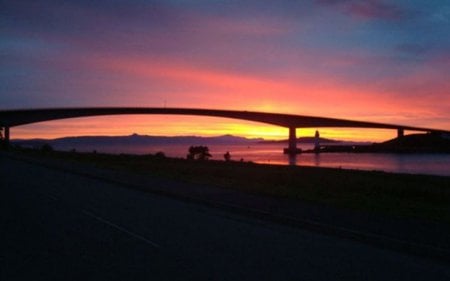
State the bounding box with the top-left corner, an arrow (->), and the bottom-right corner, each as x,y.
316,133 -> 450,153
372,133 -> 450,153
16,133 -> 447,153
12,134 -> 265,147
12,134 -> 369,151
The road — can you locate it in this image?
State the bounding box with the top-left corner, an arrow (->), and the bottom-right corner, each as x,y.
1,156 -> 449,280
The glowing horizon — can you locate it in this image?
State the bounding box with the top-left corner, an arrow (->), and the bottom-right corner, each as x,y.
10,114 -> 401,143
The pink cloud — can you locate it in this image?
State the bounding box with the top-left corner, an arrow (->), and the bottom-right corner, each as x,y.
86,54 -> 439,121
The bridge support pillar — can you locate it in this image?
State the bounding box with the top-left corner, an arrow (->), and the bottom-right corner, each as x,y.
397,128 -> 404,139
283,127 -> 301,155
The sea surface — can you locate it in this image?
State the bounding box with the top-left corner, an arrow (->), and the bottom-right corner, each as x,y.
53,143 -> 450,177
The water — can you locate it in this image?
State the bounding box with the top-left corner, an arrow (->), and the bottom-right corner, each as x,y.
54,143 -> 450,177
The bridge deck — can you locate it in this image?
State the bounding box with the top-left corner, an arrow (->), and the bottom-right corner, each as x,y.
1,107 -> 447,133
1,107 -> 449,153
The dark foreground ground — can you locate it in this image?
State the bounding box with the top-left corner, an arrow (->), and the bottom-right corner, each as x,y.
1,152 -> 450,280
12,148 -> 450,223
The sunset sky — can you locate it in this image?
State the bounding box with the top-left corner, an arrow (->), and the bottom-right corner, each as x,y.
2,0 -> 450,141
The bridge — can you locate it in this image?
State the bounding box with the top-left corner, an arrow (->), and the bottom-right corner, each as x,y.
1,107 -> 449,154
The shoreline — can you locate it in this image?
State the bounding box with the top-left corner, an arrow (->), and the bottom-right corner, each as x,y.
9,140 -> 450,177
4,147 -> 450,224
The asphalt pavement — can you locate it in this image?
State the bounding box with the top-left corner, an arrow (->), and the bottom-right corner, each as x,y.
1,156 -> 449,280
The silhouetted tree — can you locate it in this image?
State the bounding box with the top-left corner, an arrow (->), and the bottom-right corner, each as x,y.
187,145 -> 212,160
224,151 -> 231,162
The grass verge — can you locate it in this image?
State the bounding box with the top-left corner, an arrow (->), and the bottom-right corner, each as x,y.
9,148 -> 450,224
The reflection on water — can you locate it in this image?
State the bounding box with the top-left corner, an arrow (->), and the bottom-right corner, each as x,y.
54,143 -> 450,177
288,154 -> 297,166
314,153 -> 321,167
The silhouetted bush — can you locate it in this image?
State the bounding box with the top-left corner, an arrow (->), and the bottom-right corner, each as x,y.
41,143 -> 54,153
155,151 -> 166,159
187,145 -> 211,160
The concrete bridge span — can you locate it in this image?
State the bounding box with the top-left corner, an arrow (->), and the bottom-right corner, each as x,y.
1,107 -> 448,153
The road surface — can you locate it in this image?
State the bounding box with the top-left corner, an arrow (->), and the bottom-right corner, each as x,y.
1,156 -> 449,280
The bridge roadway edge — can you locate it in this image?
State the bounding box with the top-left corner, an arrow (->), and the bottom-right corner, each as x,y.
2,151 -> 449,264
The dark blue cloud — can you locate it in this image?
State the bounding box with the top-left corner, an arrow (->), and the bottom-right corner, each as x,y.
395,43 -> 428,56
315,0 -> 415,21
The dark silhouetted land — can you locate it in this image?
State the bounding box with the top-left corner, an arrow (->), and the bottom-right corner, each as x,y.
13,132 -> 450,155
3,153 -> 450,280
7,147 -> 450,224
315,133 -> 450,153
